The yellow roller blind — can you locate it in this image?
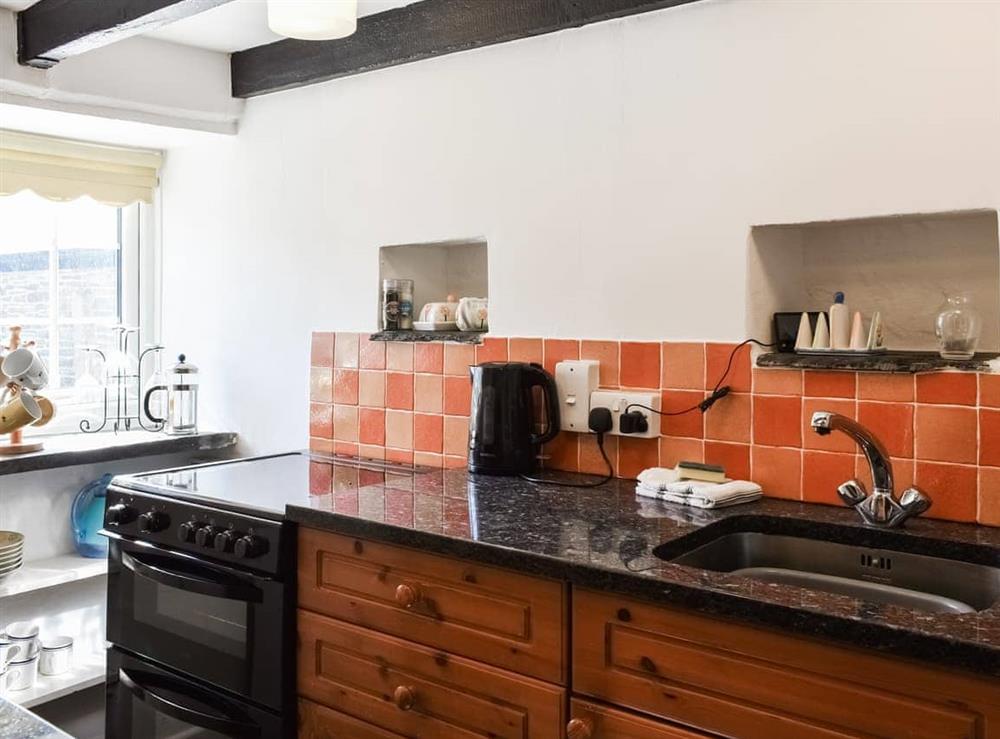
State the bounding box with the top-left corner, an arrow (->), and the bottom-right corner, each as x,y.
0,129 -> 162,206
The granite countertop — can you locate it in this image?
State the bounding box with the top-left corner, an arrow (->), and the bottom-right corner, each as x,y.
288,467 -> 1000,678
0,697 -> 71,739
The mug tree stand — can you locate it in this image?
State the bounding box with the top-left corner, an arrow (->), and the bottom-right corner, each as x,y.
0,428 -> 43,456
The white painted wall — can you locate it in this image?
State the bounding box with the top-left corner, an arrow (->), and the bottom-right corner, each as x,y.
159,0 -> 1000,454
0,9 -> 242,134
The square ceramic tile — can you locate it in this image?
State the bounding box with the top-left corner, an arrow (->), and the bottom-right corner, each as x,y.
332,368 -> 359,405
386,342 -> 414,372
359,408 -> 385,446
509,338 -> 543,364
542,339 -> 579,375
580,434 -> 617,476
617,437 -> 659,479
752,368 -> 802,396
704,392 -> 751,443
857,373 -> 914,402
443,416 -> 470,457
309,403 -> 333,439
914,405 -> 977,464
444,343 -> 476,376
581,340 -> 619,387
803,371 -> 857,399
359,335 -> 386,370
979,409 -> 1000,466
801,398 -> 856,453
385,410 -> 413,450
703,441 -> 750,480
476,337 -> 509,364
444,376 -> 472,416
543,433 -> 579,472
802,451 -> 854,506
414,413 -> 443,453
310,367 -> 333,403
311,332 -> 335,368
414,343 -> 444,373
619,342 -> 660,389
914,461 -> 978,522
981,374 -> 1000,408
915,372 -> 977,406
662,342 -> 704,390
659,437 -> 704,469
386,372 -> 414,410
751,446 -> 802,500
334,332 -> 360,368
414,374 -> 443,414
706,343 -> 751,393
978,467 -> 1000,526
660,390 -> 704,438
332,404 -> 359,442
752,395 -> 802,448
358,371 -> 386,407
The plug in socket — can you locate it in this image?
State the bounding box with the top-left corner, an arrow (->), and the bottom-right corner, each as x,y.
589,390 -> 660,438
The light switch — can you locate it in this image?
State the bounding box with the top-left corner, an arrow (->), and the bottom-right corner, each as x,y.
554,360 -> 600,432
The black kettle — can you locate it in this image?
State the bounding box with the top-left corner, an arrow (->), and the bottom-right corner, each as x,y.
468,362 -> 560,475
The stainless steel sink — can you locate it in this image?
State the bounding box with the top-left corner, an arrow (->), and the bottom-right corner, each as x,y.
657,531 -> 1000,614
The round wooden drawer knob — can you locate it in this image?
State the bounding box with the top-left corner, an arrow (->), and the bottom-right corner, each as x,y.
394,583 -> 420,608
393,685 -> 417,711
566,717 -> 594,739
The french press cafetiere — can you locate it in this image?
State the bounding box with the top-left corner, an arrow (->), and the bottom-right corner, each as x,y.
143,354 -> 199,435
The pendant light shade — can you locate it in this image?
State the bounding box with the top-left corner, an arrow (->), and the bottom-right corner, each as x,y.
267,0 -> 358,41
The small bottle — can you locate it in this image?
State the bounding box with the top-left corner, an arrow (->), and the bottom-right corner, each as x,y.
829,292 -> 850,350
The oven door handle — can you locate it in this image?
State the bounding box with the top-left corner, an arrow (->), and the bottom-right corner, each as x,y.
121,550 -> 263,603
118,667 -> 260,737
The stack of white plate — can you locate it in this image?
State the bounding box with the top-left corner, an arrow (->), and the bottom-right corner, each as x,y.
0,532 -> 24,580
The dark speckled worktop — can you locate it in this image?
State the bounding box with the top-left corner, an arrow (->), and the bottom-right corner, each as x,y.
287,466 -> 1000,679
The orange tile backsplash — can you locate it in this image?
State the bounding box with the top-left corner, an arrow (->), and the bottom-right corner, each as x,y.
309,332 -> 1000,527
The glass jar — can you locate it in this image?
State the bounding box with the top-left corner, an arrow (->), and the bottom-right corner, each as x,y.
382,278 -> 414,330
935,293 -> 981,360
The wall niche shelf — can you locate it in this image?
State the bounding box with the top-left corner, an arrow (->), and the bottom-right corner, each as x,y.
370,330 -> 484,344
757,351 -> 999,374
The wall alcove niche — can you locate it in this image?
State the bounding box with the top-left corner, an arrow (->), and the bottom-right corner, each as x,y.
372,239 -> 489,343
748,209 -> 1000,372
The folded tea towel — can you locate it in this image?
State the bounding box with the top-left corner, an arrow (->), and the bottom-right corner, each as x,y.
636,479 -> 763,509
635,467 -> 683,489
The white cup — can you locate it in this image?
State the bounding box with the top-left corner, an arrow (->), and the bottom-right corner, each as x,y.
1,348 -> 48,391
39,636 -> 73,676
4,621 -> 39,662
6,652 -> 38,691
0,640 -> 16,667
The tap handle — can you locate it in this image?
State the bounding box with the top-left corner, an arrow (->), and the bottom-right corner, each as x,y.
899,487 -> 931,516
837,480 -> 868,508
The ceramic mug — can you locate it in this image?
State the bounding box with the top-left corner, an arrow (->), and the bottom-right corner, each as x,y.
32,394 -> 55,428
456,297 -> 489,332
6,652 -> 38,691
418,298 -> 459,323
1,348 -> 47,391
0,391 -> 42,434
39,636 -> 73,676
0,640 -> 17,668
4,622 -> 39,662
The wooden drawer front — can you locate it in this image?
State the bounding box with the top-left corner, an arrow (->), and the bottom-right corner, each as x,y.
573,590 -> 995,739
298,527 -> 566,683
568,699 -> 712,739
300,698 -> 405,738
298,609 -> 566,739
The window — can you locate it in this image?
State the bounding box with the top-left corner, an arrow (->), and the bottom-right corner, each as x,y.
0,190 -> 148,435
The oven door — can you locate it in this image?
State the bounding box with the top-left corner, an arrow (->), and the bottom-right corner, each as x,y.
106,535 -> 289,711
106,647 -> 287,739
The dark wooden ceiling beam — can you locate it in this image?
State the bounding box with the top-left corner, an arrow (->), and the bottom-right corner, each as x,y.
17,0 -> 235,68
231,0 -> 701,98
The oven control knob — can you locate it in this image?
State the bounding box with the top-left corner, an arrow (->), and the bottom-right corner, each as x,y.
177,521 -> 200,543
138,511 -> 169,533
213,529 -> 240,553
106,503 -> 136,526
195,525 -> 221,548
234,535 -> 268,559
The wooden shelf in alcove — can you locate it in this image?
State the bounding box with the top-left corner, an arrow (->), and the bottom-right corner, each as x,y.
370,330 -> 485,344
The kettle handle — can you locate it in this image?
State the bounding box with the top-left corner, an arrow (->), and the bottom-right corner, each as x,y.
525,363 -> 560,446
143,385 -> 167,424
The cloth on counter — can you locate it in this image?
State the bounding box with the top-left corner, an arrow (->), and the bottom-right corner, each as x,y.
635,466 -> 683,489
635,478 -> 763,509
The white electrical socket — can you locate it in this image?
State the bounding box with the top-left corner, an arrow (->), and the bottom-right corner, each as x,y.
554,360 -> 600,432
589,390 -> 661,438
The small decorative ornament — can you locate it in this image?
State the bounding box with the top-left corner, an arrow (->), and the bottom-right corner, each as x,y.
935,292 -> 981,360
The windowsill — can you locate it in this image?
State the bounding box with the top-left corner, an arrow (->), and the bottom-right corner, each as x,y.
0,430 -> 238,476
